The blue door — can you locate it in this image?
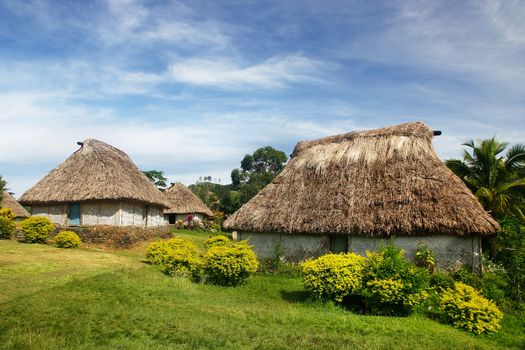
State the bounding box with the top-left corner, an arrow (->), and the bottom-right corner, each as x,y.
68,203 -> 81,226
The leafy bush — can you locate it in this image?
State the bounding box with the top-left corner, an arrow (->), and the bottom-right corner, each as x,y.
451,266 -> 507,306
0,208 -> 16,239
494,216 -> 525,304
146,238 -> 202,277
301,253 -> 366,303
203,235 -> 231,250
440,282 -> 503,335
203,241 -> 258,286
414,243 -> 436,272
19,216 -> 54,243
429,271 -> 455,292
361,245 -> 430,315
54,230 -> 81,248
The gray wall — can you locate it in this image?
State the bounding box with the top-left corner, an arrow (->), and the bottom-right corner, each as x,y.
237,232 -> 481,271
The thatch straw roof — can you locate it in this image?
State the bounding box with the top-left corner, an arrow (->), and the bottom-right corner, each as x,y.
19,139 -> 169,207
1,191 -> 30,218
224,122 -> 500,236
163,182 -> 213,217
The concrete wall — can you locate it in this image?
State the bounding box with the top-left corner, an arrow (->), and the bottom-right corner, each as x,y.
238,232 -> 330,263
30,201 -> 166,227
238,232 -> 481,271
349,235 -> 481,272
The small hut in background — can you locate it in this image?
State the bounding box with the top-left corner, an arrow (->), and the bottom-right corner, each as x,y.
1,191 -> 30,222
224,122 -> 500,271
164,182 -> 214,224
19,139 -> 168,227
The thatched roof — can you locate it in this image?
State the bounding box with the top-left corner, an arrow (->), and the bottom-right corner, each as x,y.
19,139 -> 169,207
224,122 -> 500,236
163,182 -> 213,217
1,191 -> 30,218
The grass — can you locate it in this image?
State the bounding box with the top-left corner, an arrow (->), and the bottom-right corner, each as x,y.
0,234 -> 523,350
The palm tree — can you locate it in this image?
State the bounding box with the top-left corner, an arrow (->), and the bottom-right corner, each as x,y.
446,138 -> 525,219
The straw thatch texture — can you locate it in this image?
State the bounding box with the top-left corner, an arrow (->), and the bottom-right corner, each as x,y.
224,122 -> 500,236
163,183 -> 213,217
19,139 -> 169,207
1,191 -> 30,218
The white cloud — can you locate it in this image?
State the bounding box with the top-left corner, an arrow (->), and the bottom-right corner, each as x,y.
169,54 -> 326,89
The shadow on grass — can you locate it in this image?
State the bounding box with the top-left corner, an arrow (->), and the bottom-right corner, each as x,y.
279,289 -> 310,303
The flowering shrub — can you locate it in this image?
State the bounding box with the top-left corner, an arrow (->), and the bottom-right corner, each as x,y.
0,208 -> 16,239
361,245 -> 430,315
415,243 -> 436,272
146,238 -> 202,277
54,230 -> 82,248
203,241 -> 258,286
301,253 -> 366,303
19,216 -> 54,243
203,235 -> 231,250
440,282 -> 503,334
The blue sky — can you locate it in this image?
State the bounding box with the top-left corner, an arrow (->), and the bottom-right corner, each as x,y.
0,0 -> 524,196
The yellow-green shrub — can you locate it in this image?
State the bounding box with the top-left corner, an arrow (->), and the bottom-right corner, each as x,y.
301,253 -> 366,303
361,245 -> 430,315
440,282 -> 503,335
0,208 -> 16,239
146,238 -> 202,277
203,235 -> 231,250
54,230 -> 81,248
203,241 -> 258,286
19,216 -> 54,243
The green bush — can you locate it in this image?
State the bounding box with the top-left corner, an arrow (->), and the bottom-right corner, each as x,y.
54,230 -> 81,248
203,241 -> 258,286
494,216 -> 525,304
301,253 -> 366,303
429,271 -> 455,292
19,216 -> 54,244
440,282 -> 503,335
146,238 -> 202,277
451,266 -> 507,306
203,235 -> 231,250
361,245 -> 430,315
0,208 -> 16,239
414,243 -> 436,272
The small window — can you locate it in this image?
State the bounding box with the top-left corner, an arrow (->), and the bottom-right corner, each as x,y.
330,235 -> 348,253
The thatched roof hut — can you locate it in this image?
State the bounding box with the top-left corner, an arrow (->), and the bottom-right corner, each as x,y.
164,182 -> 213,218
224,122 -> 499,236
20,139 -> 168,207
1,191 -> 30,219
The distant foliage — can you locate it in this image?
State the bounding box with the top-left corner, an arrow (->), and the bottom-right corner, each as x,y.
440,282 -> 503,335
203,235 -> 231,250
146,238 -> 202,277
0,207 -> 16,239
142,170 -> 168,191
301,253 -> 366,303
19,216 -> 54,243
0,175 -> 6,203
203,241 -> 259,286
54,230 -> 82,248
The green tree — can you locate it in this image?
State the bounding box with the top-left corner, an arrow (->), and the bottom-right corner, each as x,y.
143,170 -> 168,191
231,146 -> 287,209
446,138 -> 525,219
0,176 -> 6,203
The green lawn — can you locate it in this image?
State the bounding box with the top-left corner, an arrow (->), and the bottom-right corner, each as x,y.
0,236 -> 523,350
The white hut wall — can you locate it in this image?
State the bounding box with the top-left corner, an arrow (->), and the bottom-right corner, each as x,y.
32,205 -> 67,225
